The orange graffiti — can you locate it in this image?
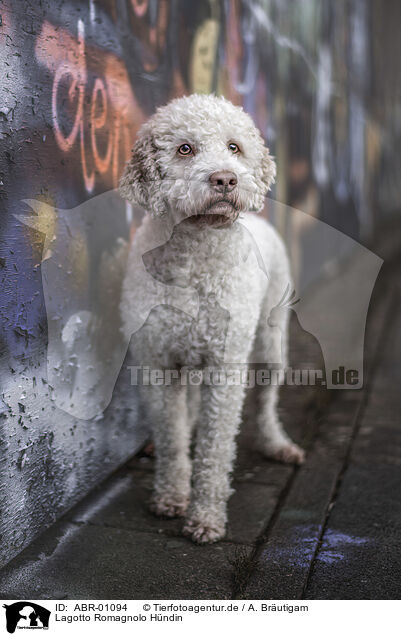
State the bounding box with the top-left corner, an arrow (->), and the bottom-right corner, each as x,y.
35,19 -> 146,192
126,0 -> 170,73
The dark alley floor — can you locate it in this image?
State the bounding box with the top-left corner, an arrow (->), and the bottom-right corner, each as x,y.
0,251 -> 400,600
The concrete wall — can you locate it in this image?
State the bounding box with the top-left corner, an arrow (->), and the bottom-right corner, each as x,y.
1,0 -> 399,567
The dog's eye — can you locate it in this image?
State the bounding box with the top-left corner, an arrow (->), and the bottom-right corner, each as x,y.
228,142 -> 240,154
178,143 -> 193,156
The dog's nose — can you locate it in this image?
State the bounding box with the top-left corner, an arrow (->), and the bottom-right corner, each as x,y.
209,171 -> 238,192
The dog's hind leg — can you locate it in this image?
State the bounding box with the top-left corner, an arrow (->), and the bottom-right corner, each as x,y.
256,380 -> 305,464
142,383 -> 192,518
253,299 -> 305,465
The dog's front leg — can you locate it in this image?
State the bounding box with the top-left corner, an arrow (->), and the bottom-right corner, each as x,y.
183,382 -> 245,544
142,383 -> 191,518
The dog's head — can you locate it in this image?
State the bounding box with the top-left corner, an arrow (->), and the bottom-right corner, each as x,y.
119,94 -> 276,228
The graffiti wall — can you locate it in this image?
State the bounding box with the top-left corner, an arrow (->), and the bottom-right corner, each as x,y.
0,0 -> 399,567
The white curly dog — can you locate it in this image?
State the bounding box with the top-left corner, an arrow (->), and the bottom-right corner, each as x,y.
119,94 -> 304,544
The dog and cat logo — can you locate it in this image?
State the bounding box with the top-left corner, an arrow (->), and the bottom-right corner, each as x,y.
3,602 -> 50,633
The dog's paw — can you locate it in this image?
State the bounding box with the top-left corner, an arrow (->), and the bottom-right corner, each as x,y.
263,441 -> 305,465
182,518 -> 226,544
149,495 -> 189,519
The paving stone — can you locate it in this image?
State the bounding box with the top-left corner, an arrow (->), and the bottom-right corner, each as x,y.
304,463 -> 401,599
65,470 -> 183,537
227,481 -> 287,544
0,521 -> 250,599
304,292 -> 401,599
241,455 -> 348,599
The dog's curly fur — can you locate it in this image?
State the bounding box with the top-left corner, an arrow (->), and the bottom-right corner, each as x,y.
119,94 -> 304,544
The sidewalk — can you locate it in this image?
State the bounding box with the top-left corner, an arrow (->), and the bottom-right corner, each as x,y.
0,256 -> 400,600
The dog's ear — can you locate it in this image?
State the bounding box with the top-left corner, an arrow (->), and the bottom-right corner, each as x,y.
251,145 -> 276,212
261,146 -> 276,192
119,128 -> 160,210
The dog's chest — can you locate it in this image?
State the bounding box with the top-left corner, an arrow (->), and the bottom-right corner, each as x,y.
139,225 -> 265,366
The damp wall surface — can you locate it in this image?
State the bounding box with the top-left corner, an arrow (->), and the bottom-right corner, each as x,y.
1,0 -> 400,567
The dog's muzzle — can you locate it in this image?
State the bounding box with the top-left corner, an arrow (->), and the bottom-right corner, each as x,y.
183,171 -> 241,228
